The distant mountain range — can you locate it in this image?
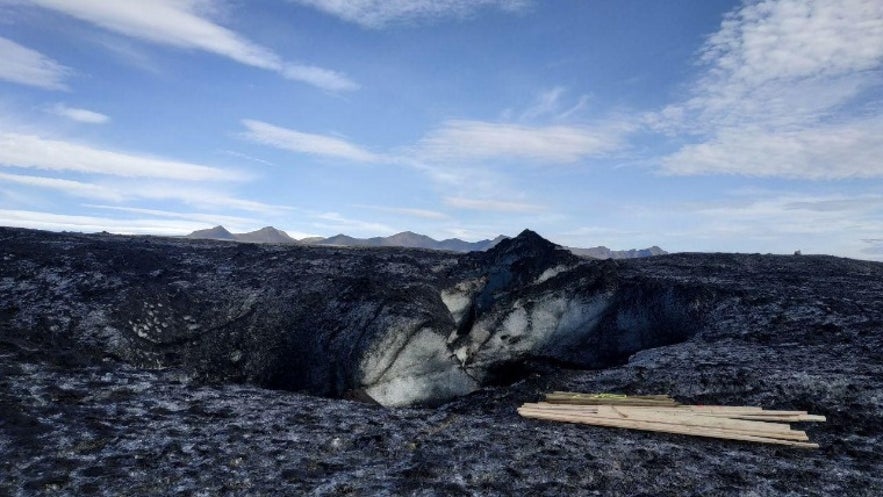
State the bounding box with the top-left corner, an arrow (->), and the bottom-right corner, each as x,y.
186,225 -> 296,244
185,225 -> 666,259
317,231 -> 508,252
569,245 -> 668,259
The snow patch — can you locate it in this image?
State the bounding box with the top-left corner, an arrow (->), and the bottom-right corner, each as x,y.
360,326 -> 477,406
365,367 -> 477,407
462,294 -> 612,377
441,278 -> 485,326
535,265 -> 570,285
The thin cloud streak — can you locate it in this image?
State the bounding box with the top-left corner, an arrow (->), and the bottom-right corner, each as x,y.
518,86 -> 566,121
444,196 -> 545,213
48,103 -> 110,124
0,208 -> 215,235
415,120 -> 627,164
22,0 -> 357,91
291,0 -> 529,28
241,119 -> 384,163
312,211 -> 398,236
0,131 -> 244,181
354,204 -> 448,220
862,239 -> 883,255
220,149 -> 277,167
131,183 -> 294,215
84,204 -> 261,228
0,171 -> 123,201
784,195 -> 883,212
0,36 -> 70,90
0,170 -> 292,215
517,87 -> 591,122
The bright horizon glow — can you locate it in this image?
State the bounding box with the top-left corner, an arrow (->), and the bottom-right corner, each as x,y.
0,0 -> 881,259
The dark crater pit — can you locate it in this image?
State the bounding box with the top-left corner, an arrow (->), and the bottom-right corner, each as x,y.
1,226 -> 881,496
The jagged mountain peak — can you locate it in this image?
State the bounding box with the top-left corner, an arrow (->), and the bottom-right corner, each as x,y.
488,229 -> 561,256
483,229 -> 579,278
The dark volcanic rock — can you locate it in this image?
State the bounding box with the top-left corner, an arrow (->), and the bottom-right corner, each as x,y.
1,227 -> 882,496
0,227 -> 704,407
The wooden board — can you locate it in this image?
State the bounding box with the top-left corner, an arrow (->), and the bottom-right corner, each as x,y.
517,408 -> 818,448
518,407 -> 808,441
519,393 -> 825,448
521,404 -> 801,435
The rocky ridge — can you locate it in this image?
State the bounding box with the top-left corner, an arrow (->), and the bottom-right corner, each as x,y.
569,245 -> 668,259
1,226 -> 881,496
184,225 -> 666,258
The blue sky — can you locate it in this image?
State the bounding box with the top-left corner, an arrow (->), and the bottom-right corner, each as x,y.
0,0 -> 882,260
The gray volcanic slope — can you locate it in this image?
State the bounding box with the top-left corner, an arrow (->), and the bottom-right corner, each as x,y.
1,227 -> 881,496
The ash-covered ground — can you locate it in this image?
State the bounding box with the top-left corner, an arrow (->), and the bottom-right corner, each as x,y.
1,227 -> 882,496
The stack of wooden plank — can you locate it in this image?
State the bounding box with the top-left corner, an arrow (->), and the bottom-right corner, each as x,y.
518,392 -> 825,449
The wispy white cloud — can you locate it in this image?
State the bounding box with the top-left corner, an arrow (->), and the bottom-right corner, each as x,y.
241,117 -> 625,166
862,239 -> 883,256
0,36 -> 70,90
0,170 -> 292,215
48,103 -> 109,124
557,95 -> 591,121
0,171 -> 123,201
0,131 -> 244,181
84,204 -> 260,230
561,226 -> 641,238
783,196 -> 883,212
661,191 -> 883,259
220,149 -> 277,167
415,120 -> 627,164
21,0 -> 357,91
690,195 -> 881,236
291,0 -> 529,28
518,86 -> 566,121
238,118 -> 560,216
130,183 -> 294,215
280,65 -> 357,93
240,119 -> 383,163
660,0 -> 883,133
662,117 -> 883,179
354,204 -> 448,220
312,211 -> 398,236
89,34 -> 164,74
699,0 -> 883,89
0,208 -> 214,235
517,87 -> 591,122
444,196 -> 544,213
652,0 -> 883,179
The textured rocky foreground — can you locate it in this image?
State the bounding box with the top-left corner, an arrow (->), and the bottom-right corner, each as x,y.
1,226 -> 882,496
